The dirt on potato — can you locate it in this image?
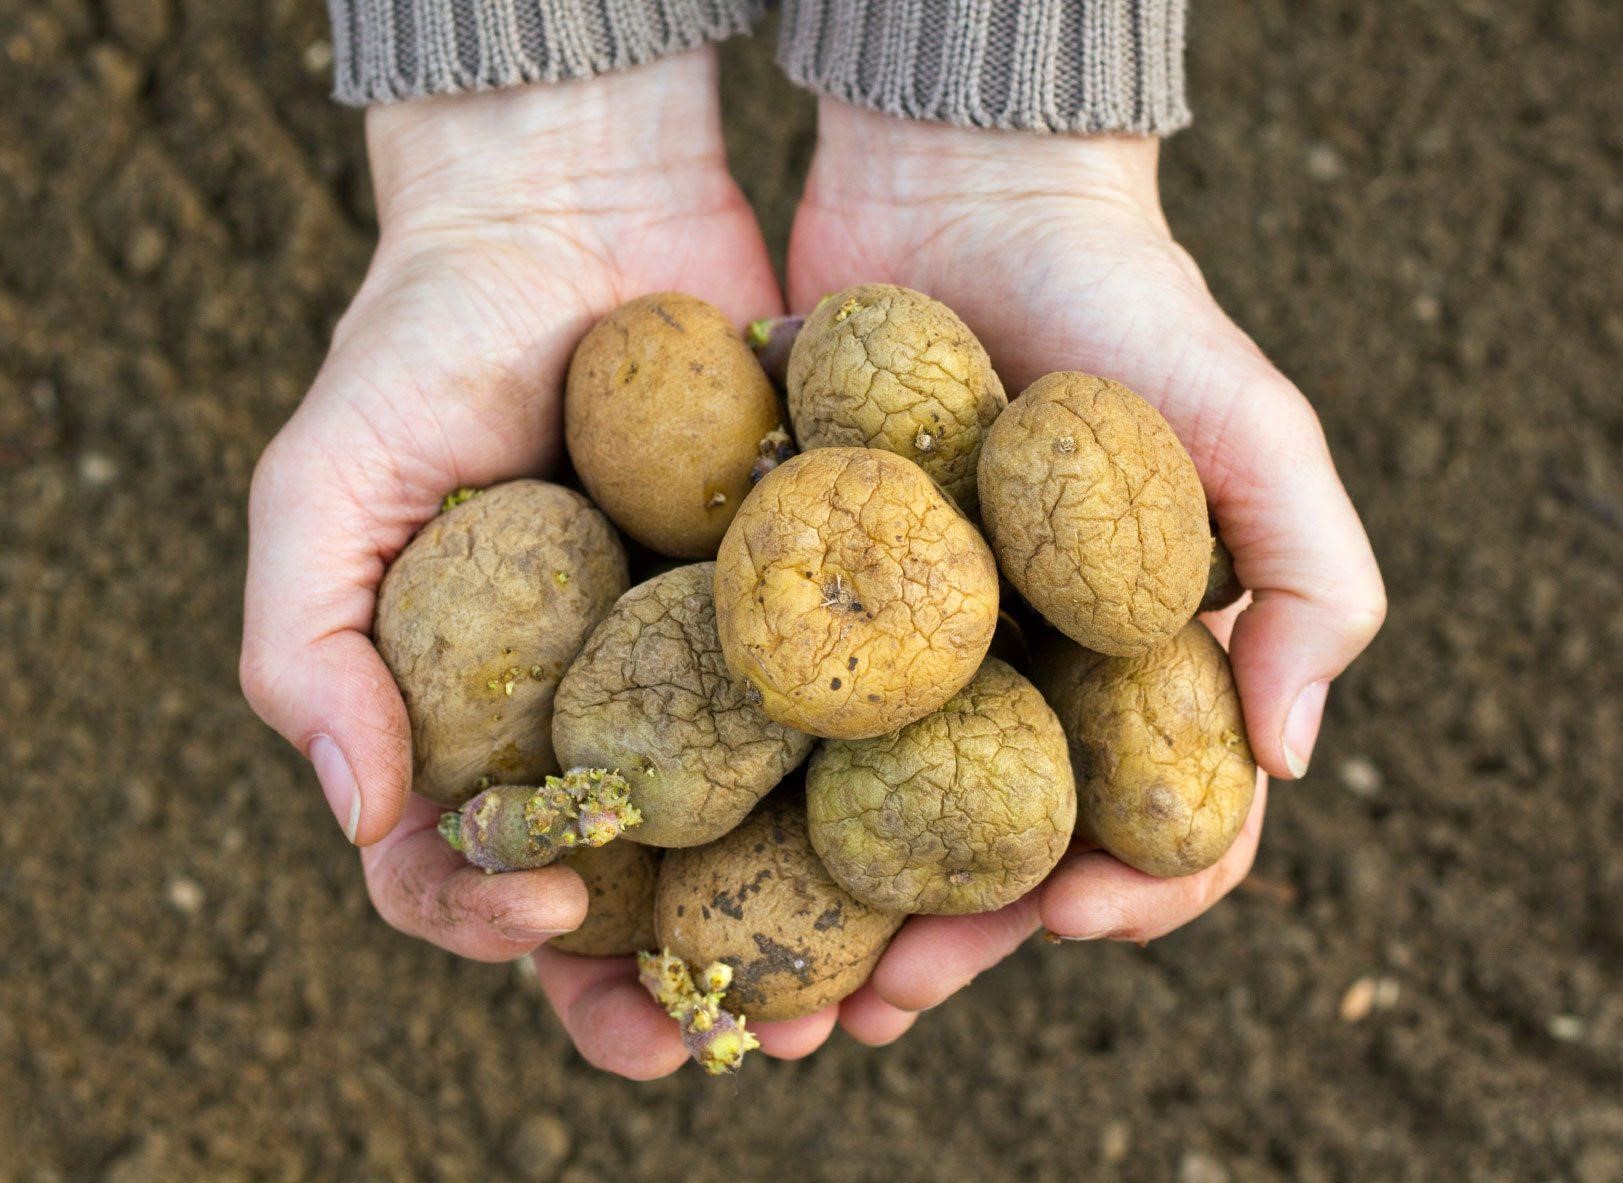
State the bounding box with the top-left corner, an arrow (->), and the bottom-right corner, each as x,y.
3,5 -> 1621,1182
653,793 -> 904,1022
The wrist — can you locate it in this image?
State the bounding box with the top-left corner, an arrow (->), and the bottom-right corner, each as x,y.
806,100 -> 1167,230
365,50 -> 734,241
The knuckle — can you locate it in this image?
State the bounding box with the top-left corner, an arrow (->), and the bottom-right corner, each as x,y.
237,639 -> 279,713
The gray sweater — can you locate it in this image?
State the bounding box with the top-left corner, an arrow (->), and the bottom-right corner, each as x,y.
328,0 -> 1189,135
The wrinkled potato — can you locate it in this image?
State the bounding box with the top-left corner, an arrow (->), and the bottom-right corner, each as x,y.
566,293 -> 786,558
978,372 -> 1209,656
654,794 -> 904,1022
714,447 -> 1000,740
787,284 -> 1006,511
550,841 -> 660,957
807,659 -> 1076,914
374,481 -> 629,806
1036,621 -> 1257,878
552,563 -> 814,847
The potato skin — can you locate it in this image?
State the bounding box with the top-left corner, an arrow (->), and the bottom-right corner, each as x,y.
550,841 -> 660,957
552,563 -> 814,848
978,372 -> 1209,656
1036,621 -> 1257,878
374,481 -> 629,806
807,659 -> 1076,915
787,284 -> 1006,511
1201,531 -> 1244,614
713,447 -> 1000,740
565,293 -> 785,559
653,794 -> 903,1022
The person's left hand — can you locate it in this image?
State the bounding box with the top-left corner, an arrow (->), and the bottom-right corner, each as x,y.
782,101 -> 1383,1046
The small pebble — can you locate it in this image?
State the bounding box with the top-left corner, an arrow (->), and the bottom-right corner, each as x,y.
1548,1014 -> 1584,1042
1412,294 -> 1441,324
124,224 -> 167,276
506,1113 -> 571,1183
165,875 -> 205,915
1306,142 -> 1346,183
1339,975 -> 1400,1022
1178,1150 -> 1231,1183
1338,757 -> 1383,798
78,451 -> 119,487
302,40 -> 334,72
1101,1120 -> 1131,1163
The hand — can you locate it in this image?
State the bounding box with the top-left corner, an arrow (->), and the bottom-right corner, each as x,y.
786,102 -> 1386,1043
240,52 -> 832,1078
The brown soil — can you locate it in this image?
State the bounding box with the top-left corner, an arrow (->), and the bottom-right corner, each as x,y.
2,3 -> 1620,1181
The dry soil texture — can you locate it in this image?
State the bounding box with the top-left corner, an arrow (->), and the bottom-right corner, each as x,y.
1,3 -> 1620,1182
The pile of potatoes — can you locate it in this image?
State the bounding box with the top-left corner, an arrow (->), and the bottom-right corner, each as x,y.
374,287 -> 1257,1074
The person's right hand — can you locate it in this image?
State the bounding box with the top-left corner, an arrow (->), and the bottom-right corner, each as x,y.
240,52 -> 837,1077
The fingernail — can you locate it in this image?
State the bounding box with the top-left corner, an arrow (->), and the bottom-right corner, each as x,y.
499,925 -> 568,945
1283,680 -> 1330,779
1045,922 -> 1115,942
310,734 -> 360,842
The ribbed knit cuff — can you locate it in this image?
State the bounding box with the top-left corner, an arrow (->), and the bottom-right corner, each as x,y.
778,0 -> 1190,135
329,0 -> 765,105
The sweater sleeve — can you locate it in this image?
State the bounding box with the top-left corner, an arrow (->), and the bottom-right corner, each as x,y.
777,0 -> 1189,135
328,0 -> 765,105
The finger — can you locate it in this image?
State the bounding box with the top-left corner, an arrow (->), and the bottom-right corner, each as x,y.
360,797 -> 589,960
838,982 -> 919,1047
531,949 -> 689,1080
751,1007 -> 839,1060
241,429 -> 422,845
1198,368 -> 1386,782
871,898 -> 1043,1013
1039,772 -> 1269,942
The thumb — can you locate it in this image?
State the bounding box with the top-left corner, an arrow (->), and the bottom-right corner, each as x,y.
241,431 -> 416,845
1203,370 -> 1386,781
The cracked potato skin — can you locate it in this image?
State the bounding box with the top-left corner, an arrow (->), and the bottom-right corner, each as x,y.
786,284 -> 1006,511
1036,621 -> 1257,878
806,659 -> 1075,915
552,563 -> 814,848
565,292 -> 785,558
549,841 -> 660,957
374,481 -> 629,807
978,372 -> 1210,656
653,794 -> 904,1022
713,447 -> 1000,740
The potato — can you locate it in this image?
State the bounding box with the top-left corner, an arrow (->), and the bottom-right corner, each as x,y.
714,447 -> 1000,740
1201,530 -> 1244,614
807,659 -> 1076,914
565,293 -> 786,558
978,372 -> 1209,656
550,841 -> 660,957
653,794 -> 904,1022
552,563 -> 814,847
374,481 -> 628,806
787,284 -> 1006,511
1035,621 -> 1257,878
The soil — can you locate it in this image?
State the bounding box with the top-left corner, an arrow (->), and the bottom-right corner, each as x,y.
1,2 -> 1620,1181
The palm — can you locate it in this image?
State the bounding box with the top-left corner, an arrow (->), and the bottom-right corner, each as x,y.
789,192 -> 1270,503
303,201 -> 782,554
783,160 -> 1285,1023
